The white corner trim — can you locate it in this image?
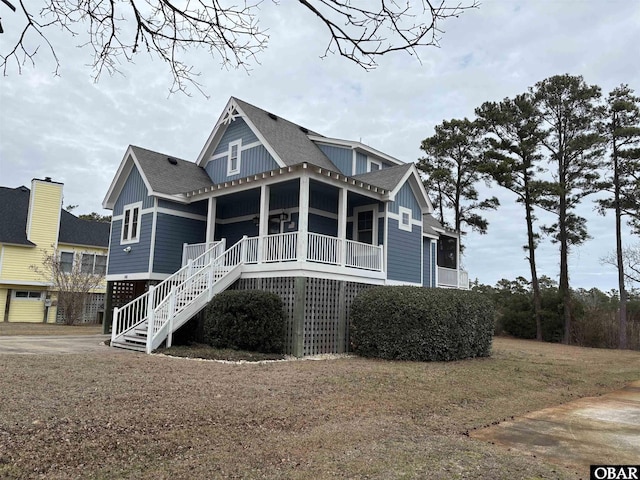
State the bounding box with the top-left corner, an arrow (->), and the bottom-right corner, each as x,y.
148,198 -> 158,276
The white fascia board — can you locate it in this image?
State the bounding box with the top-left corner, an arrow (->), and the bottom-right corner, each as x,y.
388,164 -> 433,213
195,98 -> 286,169
195,97 -> 235,166
307,135 -> 404,166
102,147 -> 136,209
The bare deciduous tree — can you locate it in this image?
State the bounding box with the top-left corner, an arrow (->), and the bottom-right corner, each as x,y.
0,0 -> 478,94
602,245 -> 640,287
31,248 -> 105,325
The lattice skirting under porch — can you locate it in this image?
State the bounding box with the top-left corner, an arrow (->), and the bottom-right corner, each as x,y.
230,277 -> 373,356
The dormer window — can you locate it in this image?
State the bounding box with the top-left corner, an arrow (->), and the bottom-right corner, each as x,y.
227,140 -> 241,176
367,158 -> 382,172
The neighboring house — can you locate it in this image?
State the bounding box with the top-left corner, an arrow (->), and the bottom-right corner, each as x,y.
103,97 -> 469,355
0,178 -> 110,324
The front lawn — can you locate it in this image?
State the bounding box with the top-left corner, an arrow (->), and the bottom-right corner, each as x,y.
1,337 -> 639,479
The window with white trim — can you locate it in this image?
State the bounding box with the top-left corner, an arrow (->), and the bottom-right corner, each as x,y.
398,206 -> 412,232
81,253 -> 108,275
60,252 -> 74,273
227,140 -> 241,176
14,290 -> 43,300
121,203 -> 142,244
367,158 -> 382,172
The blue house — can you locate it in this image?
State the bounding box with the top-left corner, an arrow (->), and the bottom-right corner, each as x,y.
102,97 -> 468,356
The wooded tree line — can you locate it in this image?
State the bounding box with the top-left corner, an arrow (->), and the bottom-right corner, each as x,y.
418,74 -> 640,348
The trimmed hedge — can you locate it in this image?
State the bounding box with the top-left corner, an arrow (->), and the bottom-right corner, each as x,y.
350,286 -> 494,361
203,290 -> 286,353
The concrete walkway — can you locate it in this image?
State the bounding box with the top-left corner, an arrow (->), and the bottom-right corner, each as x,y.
0,334 -> 119,354
471,380 -> 640,472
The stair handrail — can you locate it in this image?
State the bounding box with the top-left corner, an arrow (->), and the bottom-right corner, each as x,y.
111,240 -> 225,343
146,236 -> 250,353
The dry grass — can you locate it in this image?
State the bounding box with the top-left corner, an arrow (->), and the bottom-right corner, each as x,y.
0,322 -> 103,336
1,337 -> 639,479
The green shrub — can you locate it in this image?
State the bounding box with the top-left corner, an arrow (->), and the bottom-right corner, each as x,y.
350,286 -> 494,361
203,290 -> 285,353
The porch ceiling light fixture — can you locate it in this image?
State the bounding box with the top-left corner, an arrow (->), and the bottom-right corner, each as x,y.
278,210 -> 288,221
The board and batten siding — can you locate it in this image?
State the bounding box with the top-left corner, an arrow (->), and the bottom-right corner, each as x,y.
153,214 -> 206,274
316,144 -> 352,175
113,165 -> 153,216
213,117 -> 259,155
386,218 -> 421,284
388,183 -> 421,220
355,152 -> 368,175
107,214 -> 153,275
215,220 -> 258,247
158,199 -> 208,216
309,214 -> 338,237
205,144 -> 279,183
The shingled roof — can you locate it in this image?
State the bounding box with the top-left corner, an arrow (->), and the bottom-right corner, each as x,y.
423,213 -> 444,237
59,211 -> 110,248
233,97 -> 338,171
0,185 -> 109,248
0,186 -> 35,246
131,146 -> 213,195
352,163 -> 413,191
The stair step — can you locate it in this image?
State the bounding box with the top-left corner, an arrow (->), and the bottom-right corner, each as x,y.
123,334 -> 147,345
111,341 -> 146,352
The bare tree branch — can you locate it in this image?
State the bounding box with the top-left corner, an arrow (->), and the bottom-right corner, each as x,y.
1,0 -> 478,95
31,247 -> 106,325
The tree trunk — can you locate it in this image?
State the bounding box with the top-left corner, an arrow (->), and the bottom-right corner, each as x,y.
524,177 -> 543,341
558,137 -> 571,345
613,133 -> 628,349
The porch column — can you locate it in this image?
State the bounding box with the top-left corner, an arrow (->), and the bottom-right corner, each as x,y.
297,175 -> 310,261
258,184 -> 270,263
206,197 -> 217,245
337,188 -> 347,266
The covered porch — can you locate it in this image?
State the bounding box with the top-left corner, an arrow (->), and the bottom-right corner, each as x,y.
185,168 -> 388,282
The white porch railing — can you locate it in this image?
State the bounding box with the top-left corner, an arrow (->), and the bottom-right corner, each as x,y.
345,239 -> 383,271
112,233 -> 386,353
307,233 -> 340,265
263,232 -> 298,262
438,266 -> 469,289
182,240 -> 225,267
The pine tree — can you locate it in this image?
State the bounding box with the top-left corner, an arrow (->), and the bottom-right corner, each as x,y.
596,84 -> 640,348
476,93 -> 547,341
532,74 -> 606,344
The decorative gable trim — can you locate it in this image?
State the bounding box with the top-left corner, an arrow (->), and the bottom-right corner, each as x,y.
387,164 -> 433,213
195,98 -> 286,169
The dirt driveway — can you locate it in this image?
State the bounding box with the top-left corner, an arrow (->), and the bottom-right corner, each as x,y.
471,380 -> 640,470
0,334 -> 119,354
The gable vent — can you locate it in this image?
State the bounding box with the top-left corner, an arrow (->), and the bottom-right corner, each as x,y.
167,157 -> 178,165
267,112 -> 278,121
299,126 -> 309,134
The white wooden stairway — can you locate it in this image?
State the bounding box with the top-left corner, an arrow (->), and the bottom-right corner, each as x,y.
110,239 -> 246,353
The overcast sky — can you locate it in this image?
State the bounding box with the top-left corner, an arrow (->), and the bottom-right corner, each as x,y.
1,0 -> 638,291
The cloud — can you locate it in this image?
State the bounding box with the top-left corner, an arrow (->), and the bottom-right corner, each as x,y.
1,0 -> 638,290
